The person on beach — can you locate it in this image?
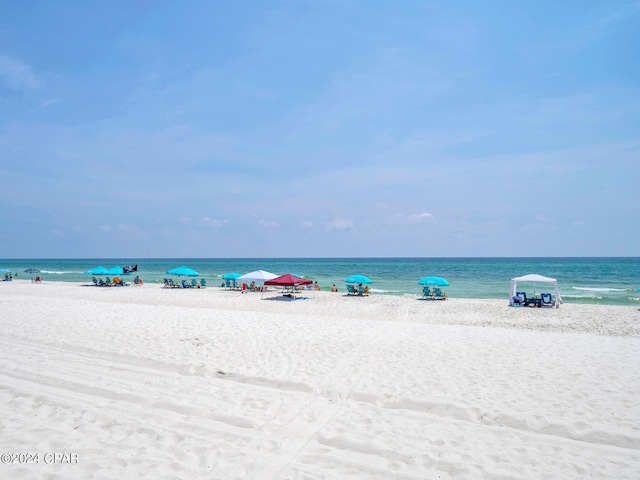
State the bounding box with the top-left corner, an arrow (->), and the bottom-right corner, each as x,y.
314,281 -> 321,291
249,281 -> 256,291
331,284 -> 338,292
242,283 -> 247,293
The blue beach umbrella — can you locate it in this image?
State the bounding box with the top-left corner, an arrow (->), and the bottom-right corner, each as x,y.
167,266 -> 199,277
84,266 -> 109,276
0,269 -> 11,274
345,274 -> 372,284
222,272 -> 242,280
24,268 -> 40,280
222,272 -> 241,287
106,266 -> 125,276
418,276 -> 450,287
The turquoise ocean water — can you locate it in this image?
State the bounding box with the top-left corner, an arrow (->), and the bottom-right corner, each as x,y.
1,258 -> 638,306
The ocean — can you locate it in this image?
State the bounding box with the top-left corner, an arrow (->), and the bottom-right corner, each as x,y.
1,257 -> 639,306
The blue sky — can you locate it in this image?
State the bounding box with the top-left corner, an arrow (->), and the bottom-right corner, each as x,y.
1,0 -> 639,258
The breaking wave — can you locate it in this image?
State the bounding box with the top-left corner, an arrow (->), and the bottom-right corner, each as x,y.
571,286 -> 631,292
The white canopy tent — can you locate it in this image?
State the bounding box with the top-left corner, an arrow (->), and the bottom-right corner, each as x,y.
509,274 -> 563,308
237,270 -> 278,284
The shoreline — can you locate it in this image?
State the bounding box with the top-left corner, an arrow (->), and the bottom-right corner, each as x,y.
3,279 -> 640,337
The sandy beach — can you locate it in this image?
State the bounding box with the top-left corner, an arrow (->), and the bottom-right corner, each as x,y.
1,280 -> 639,479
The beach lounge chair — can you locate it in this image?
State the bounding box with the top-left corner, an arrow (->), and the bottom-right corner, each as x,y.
191,279 -> 198,288
540,293 -> 554,307
346,284 -> 357,295
181,280 -> 190,288
35,276 -> 41,283
515,291 -> 527,305
200,278 -> 207,288
422,286 -> 433,299
359,285 -> 370,296
433,287 -> 447,300
92,276 -> 99,286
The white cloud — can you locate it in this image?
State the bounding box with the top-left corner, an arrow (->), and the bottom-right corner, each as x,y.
300,221 -> 313,228
199,217 -> 227,228
327,218 -> 353,231
117,223 -> 141,232
177,216 -> 192,224
36,99 -> 60,110
258,218 -> 279,228
392,212 -> 434,225
0,55 -> 40,90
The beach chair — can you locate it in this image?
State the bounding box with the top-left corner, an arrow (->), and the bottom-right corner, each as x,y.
92,276 -> 99,286
191,279 -> 198,288
181,280 -> 190,288
433,288 -> 447,300
515,291 -> 527,305
346,284 -> 357,295
540,293 -> 554,307
35,276 -> 41,283
422,286 -> 433,299
200,278 -> 207,288
359,285 -> 370,296
104,277 -> 112,286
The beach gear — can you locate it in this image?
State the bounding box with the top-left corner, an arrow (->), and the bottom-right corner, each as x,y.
238,270 -> 278,283
418,276 -> 450,287
345,275 -> 372,284
264,274 -> 312,287
167,266 -> 199,276
510,274 -> 562,308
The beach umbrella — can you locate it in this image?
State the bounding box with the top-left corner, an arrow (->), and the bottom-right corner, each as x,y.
0,269 -> 11,274
84,266 -> 109,276
418,276 -> 450,287
24,268 -> 40,281
222,273 -> 242,280
167,266 -> 199,277
106,266 -> 125,276
222,272 -> 242,288
345,274 -> 372,284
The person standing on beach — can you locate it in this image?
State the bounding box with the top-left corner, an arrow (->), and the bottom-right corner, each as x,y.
331,284 -> 338,292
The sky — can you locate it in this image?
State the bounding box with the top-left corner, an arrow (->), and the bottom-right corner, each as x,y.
1,0 -> 639,258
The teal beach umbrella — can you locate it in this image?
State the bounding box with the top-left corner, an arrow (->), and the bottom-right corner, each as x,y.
222,273 -> 242,280
222,272 -> 241,287
418,276 -> 450,287
106,266 -> 125,276
84,266 -> 109,276
167,266 -> 199,276
345,275 -> 372,284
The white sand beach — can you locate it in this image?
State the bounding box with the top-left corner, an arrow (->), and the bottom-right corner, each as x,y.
1,280 -> 639,479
